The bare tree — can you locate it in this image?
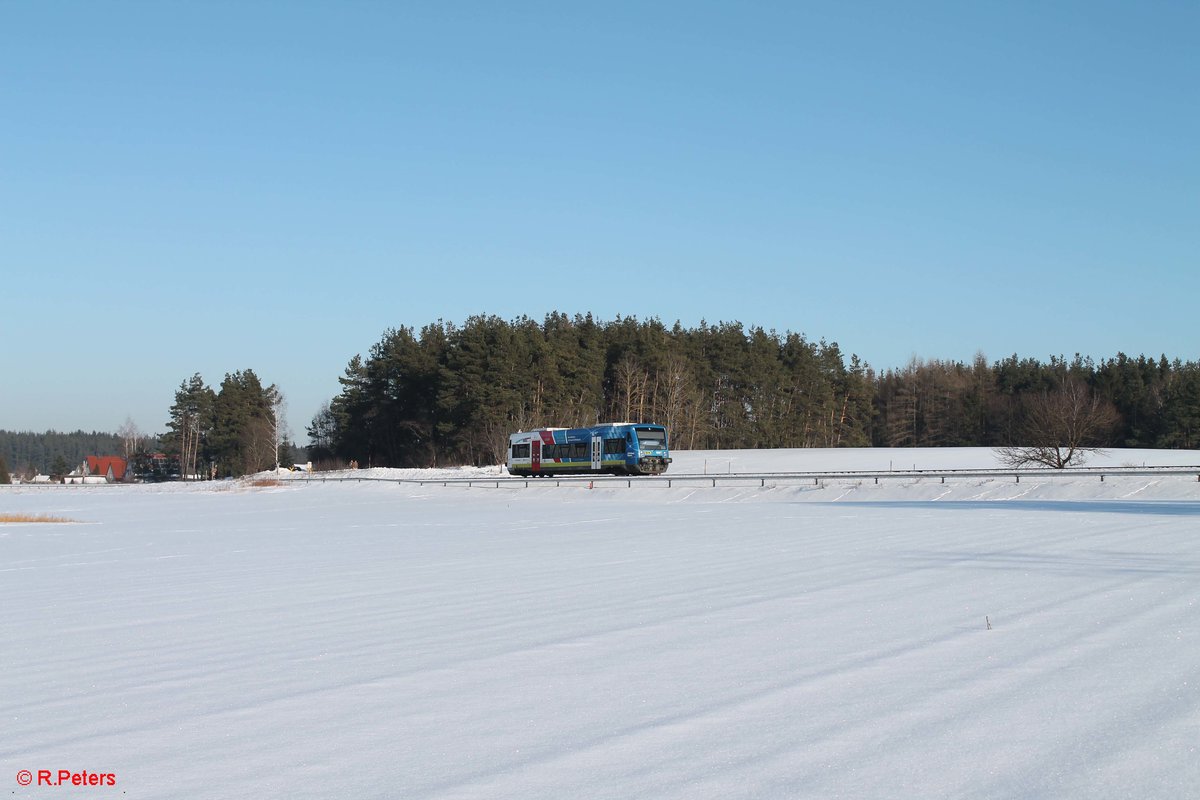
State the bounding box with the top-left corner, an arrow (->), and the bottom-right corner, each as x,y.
613,354 -> 649,422
267,385 -> 287,471
479,416 -> 517,468
996,379 -> 1120,468
117,416 -> 143,461
655,355 -> 692,441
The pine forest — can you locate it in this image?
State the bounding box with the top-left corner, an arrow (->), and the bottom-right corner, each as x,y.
308,314 -> 1200,469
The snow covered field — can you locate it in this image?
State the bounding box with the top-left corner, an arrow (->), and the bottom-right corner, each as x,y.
3,449 -> 1199,799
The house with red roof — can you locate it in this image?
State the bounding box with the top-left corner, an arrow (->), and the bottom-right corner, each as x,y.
85,456 -> 128,483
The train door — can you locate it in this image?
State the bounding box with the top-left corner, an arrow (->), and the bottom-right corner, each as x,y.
531,439 -> 541,474
591,434 -> 602,471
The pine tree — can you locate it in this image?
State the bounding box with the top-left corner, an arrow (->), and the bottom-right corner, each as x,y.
328,355 -> 373,467
1159,361 -> 1200,448
366,326 -> 442,467
210,370 -> 274,476
51,455 -> 69,481
165,375 -> 216,480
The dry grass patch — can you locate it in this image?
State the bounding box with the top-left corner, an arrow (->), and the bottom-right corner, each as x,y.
248,478 -> 284,488
0,513 -> 78,523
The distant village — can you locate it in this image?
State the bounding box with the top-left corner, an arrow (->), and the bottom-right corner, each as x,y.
10,452 -> 315,485
16,453 -> 181,485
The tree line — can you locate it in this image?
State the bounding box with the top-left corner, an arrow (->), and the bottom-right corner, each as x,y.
875,352 -> 1199,451
308,313 -> 1200,468
6,315 -> 1196,479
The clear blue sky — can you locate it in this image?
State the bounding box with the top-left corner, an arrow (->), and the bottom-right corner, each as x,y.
2,1 -> 1196,439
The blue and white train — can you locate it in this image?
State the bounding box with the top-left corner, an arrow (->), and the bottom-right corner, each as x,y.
507,423 -> 671,477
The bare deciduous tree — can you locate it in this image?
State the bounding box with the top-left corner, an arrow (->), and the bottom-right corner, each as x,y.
613,354 -> 649,423
117,416 -> 143,461
996,379 -> 1119,468
656,355 -> 692,442
267,385 -> 287,471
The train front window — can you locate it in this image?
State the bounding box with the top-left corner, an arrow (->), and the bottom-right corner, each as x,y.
635,428 -> 666,449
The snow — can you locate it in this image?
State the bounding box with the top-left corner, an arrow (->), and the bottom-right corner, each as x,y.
2,448 -> 1199,799
670,445 -> 1200,473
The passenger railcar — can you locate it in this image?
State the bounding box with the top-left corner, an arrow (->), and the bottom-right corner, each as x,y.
507,423 -> 671,477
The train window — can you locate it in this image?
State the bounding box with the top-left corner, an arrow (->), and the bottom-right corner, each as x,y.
571,443 -> 588,459
604,438 -> 624,455
511,444 -> 530,459
635,428 -> 667,449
